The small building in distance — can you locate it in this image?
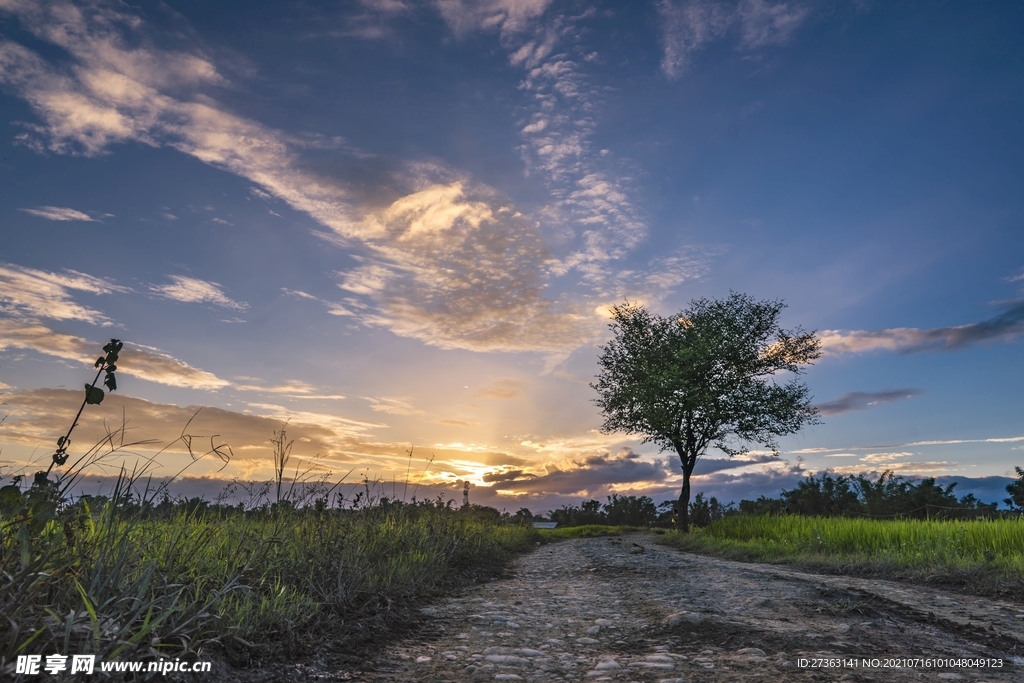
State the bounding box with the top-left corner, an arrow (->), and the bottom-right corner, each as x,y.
532,522 -> 557,529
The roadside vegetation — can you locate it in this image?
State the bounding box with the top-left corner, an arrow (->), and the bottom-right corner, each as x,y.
0,341 -> 541,677
536,524 -> 624,540
660,514 -> 1024,599
0,465 -> 539,675
654,470 -> 1024,599
552,470 -> 1024,599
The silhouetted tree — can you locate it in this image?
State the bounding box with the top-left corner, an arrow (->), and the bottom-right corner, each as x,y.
1006,467 -> 1024,510
603,494 -> 658,526
688,493 -> 733,527
592,294 -> 820,530
782,473 -> 861,516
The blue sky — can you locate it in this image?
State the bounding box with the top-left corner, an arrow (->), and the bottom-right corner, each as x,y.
1,0 -> 1022,511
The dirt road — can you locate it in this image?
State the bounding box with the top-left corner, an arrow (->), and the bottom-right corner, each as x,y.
354,534 -> 1023,682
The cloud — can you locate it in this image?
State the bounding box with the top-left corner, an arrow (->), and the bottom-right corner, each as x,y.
0,1 -> 364,235
482,451 -> 671,496
231,380 -> 346,400
0,1 -> 700,357
656,0 -> 734,79
438,419 -> 478,427
859,451 -> 914,463
475,378 -> 527,399
432,1 -> 653,295
150,275 -> 248,311
815,388 -> 923,416
19,205 -> 97,221
0,388 -> 364,471
0,320 -> 231,389
341,176 -> 596,352
830,461 -> 953,476
791,434 -> 1024,454
656,0 -> 811,79
690,452 -> 779,475
281,288 -> 356,318
339,0 -> 414,41
737,0 -> 810,49
0,1 -> 603,355
0,262 -> 127,323
820,300 -> 1024,354
646,459 -> 810,504
3,387 -> 557,486
904,435 -> 1024,447
433,0 -> 553,37
366,396 -> 424,415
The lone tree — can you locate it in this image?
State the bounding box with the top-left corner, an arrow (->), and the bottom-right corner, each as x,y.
592,293 -> 821,531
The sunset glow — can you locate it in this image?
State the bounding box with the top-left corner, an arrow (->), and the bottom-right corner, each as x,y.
1,0 -> 1022,512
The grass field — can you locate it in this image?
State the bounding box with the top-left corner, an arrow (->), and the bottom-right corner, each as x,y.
660,514 -> 1024,598
536,524 -> 624,541
0,479 -> 539,673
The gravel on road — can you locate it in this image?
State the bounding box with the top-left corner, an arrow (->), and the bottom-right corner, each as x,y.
359,534 -> 1023,682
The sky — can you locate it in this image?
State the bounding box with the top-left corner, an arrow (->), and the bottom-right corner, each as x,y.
1,0 -> 1023,513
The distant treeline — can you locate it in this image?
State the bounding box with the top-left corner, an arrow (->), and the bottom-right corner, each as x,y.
738,470 -> 1007,520
539,469 -> 1024,528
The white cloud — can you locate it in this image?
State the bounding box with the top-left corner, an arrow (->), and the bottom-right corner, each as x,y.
338,263 -> 392,295
0,262 -> 127,324
820,300 -> 1024,355
860,451 -> 914,463
151,275 -> 248,311
433,0 -> 553,37
432,2 -> 652,296
0,388 -> 359,466
737,0 -> 810,49
0,0 -> 603,355
0,1 -> 707,357
366,396 -> 424,415
232,379 -> 346,400
831,461 -> 953,476
0,2 -> 367,240
339,0 -> 414,40
20,205 -> 96,221
656,0 -> 734,79
656,0 -> 811,79
791,435 -> 1024,454
337,174 -> 597,352
0,319 -> 230,389
281,288 -> 355,318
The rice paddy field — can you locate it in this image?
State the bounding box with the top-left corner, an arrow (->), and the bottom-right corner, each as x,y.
661,514 -> 1024,599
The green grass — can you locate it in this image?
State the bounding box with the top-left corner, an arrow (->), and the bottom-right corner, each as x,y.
537,524 -> 623,541
660,515 -> 1024,598
1,480 -> 539,674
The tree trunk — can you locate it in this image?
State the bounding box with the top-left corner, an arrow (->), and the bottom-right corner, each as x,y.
676,449 -> 697,532
677,473 -> 691,532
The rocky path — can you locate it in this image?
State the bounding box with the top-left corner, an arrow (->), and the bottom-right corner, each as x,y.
355,534 -> 1023,682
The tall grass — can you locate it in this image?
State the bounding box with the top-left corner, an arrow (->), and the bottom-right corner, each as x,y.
1,340 -> 540,676
1,470 -> 538,675
661,515 -> 1024,597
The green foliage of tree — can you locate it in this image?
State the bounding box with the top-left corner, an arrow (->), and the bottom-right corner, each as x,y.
740,470 -> 1001,519
1006,467 -> 1024,510
592,293 -> 821,530
548,495 -> 660,527
602,493 -> 657,526
687,493 -> 734,528
782,472 -> 862,516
